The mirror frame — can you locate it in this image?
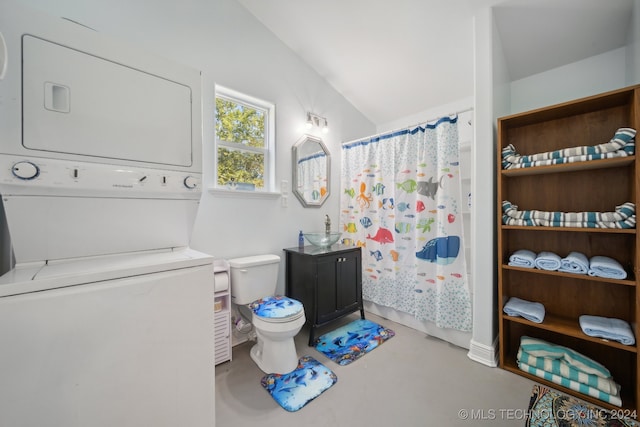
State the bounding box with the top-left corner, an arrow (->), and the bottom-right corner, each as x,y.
292,134 -> 330,208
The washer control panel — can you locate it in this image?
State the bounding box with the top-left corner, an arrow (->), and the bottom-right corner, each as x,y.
11,161 -> 40,180
0,155 -> 202,198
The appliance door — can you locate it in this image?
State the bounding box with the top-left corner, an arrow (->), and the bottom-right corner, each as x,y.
0,265 -> 215,427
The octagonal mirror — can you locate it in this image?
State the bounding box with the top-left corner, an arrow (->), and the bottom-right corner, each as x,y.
292,134 -> 330,207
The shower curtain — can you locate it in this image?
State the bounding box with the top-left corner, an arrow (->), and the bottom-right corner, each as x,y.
340,115 -> 472,331
297,152 -> 328,202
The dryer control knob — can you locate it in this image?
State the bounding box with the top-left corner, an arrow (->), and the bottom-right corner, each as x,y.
183,175 -> 198,189
11,161 -> 40,180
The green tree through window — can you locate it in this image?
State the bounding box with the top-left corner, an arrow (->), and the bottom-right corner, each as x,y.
215,92 -> 272,190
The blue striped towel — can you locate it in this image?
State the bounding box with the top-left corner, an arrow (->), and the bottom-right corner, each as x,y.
503,297 -> 545,323
534,251 -> 561,271
558,251 -> 589,275
517,361 -> 622,407
579,315 -> 635,346
508,249 -> 536,268
517,347 -> 620,396
588,255 -> 627,279
502,200 -> 636,229
502,127 -> 636,170
519,336 -> 611,378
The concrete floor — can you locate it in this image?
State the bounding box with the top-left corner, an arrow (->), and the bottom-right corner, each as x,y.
214,312 -> 536,427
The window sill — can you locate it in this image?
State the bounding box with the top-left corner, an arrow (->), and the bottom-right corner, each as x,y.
207,187 -> 281,199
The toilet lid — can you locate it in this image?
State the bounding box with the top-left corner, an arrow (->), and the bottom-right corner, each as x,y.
249,295 -> 303,319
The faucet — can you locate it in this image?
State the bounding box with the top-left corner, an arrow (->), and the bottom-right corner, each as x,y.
325,214 -> 331,234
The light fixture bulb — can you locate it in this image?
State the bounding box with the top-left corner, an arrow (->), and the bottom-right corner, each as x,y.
305,112 -> 313,129
322,118 -> 329,134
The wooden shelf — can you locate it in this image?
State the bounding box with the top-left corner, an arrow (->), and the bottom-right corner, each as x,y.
502,156 -> 635,177
502,313 -> 638,352
501,226 -> 636,234
497,84 -> 640,413
502,265 -> 636,286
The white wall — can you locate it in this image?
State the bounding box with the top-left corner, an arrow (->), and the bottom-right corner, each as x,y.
15,0 -> 376,295
510,48 -> 627,114
627,0 -> 640,85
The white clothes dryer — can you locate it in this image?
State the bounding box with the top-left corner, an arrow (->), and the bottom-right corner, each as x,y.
0,3 -> 215,426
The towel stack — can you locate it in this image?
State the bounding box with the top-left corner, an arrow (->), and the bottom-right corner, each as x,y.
559,251 -> 589,275
507,250 -> 627,279
588,256 -> 627,280
503,297 -> 545,323
579,315 -> 635,346
517,336 -> 622,406
502,128 -> 636,170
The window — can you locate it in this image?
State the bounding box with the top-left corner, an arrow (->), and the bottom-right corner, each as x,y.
215,86 -> 275,192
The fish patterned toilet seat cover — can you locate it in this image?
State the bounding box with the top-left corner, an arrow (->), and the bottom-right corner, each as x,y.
249,295 -> 303,319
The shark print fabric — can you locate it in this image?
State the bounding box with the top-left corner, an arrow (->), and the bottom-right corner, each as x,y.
340,115 -> 472,331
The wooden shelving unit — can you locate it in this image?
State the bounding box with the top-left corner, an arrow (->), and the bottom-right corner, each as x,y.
497,85 -> 640,413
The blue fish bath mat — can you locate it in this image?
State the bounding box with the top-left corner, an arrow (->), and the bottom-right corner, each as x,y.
260,356 -> 337,412
314,319 -> 395,366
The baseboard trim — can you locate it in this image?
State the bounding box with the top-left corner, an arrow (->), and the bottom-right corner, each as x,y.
467,336 -> 499,367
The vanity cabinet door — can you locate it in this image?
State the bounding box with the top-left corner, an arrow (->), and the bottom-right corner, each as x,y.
315,250 -> 362,323
315,255 -> 339,323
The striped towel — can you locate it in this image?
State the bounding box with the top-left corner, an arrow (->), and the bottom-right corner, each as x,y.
517,361 -> 622,407
502,127 -> 636,169
502,142 -> 635,169
502,200 -> 636,229
519,336 -> 611,378
517,347 -> 620,396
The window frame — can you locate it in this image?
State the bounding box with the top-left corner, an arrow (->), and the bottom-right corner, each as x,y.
213,85 -> 276,194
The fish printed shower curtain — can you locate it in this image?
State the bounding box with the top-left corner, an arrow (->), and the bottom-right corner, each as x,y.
297,152 -> 328,203
340,116 -> 472,331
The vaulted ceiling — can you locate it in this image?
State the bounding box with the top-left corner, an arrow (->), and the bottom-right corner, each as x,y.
238,0 -> 634,125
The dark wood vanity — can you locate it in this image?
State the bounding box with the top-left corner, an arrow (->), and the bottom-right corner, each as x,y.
283,245 -> 364,346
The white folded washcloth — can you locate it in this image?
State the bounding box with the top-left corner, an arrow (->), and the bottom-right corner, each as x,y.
588,256 -> 627,280
579,315 -> 635,346
503,297 -> 545,323
508,249 -> 536,268
558,251 -> 589,275
534,251 -> 561,271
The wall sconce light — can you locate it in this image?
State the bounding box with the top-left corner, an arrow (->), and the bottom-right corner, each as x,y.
306,112 -> 329,134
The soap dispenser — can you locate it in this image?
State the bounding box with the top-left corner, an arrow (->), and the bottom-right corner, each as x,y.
298,230 -> 304,249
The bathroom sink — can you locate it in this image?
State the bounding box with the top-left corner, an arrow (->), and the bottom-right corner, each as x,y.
304,232 -> 342,248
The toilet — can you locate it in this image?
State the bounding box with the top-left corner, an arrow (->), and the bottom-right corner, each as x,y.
229,254 -> 305,374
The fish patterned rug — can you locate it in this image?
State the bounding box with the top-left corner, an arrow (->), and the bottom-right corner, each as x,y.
260,356 -> 337,412
526,384 -> 638,426
314,318 -> 395,366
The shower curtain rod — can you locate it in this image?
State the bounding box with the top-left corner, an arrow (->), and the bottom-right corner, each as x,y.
342,107 -> 474,146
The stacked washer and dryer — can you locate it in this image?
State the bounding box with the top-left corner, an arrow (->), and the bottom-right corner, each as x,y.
0,3 -> 215,426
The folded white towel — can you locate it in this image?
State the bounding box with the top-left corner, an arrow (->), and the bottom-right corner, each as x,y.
588,255 -> 627,280
534,251 -> 561,271
503,297 -> 545,323
558,251 -> 589,275
508,249 -> 536,268
579,315 -> 635,346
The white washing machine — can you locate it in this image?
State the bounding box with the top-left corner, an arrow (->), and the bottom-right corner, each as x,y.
0,3 -> 215,426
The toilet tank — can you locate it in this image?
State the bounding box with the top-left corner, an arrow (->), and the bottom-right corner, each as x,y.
228,254 -> 280,305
